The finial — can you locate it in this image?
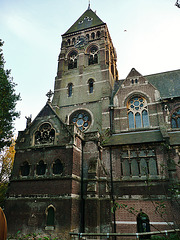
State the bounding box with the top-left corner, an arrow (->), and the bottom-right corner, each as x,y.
88,0 -> 90,10
46,90 -> 54,102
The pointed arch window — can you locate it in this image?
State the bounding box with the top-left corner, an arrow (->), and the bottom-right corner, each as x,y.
68,51 -> 77,70
20,161 -> 30,176
88,79 -> 94,93
127,96 -> 149,129
86,34 -> 89,40
88,46 -> 98,65
68,83 -> 73,97
72,38 -> 75,45
47,207 -> 55,226
91,32 -> 95,40
171,108 -> 180,128
45,205 -> 56,229
96,31 -> 100,38
53,159 -> 63,174
37,160 -> 46,176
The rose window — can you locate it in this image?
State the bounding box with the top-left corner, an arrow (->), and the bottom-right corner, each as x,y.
69,110 -> 91,131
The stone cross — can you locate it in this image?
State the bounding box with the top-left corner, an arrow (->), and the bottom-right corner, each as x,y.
46,90 -> 54,102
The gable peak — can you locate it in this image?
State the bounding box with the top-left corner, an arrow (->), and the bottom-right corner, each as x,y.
126,68 -> 142,79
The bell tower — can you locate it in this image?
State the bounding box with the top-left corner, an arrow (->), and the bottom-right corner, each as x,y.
52,6 -> 118,132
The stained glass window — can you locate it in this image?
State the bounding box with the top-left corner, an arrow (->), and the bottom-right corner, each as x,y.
127,96 -> 149,129
69,110 -> 91,131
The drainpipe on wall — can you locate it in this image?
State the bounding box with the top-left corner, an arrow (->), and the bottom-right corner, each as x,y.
109,104 -> 116,236
80,140 -> 85,233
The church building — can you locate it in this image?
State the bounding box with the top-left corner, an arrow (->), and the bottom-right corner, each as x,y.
5,5 -> 180,238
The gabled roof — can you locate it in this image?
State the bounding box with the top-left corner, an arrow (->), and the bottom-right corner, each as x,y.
126,68 -> 142,79
36,102 -> 56,118
115,69 -> 180,100
63,8 -> 105,35
145,69 -> 180,99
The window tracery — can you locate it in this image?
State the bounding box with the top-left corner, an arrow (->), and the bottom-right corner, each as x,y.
127,96 -> 149,129
69,110 -> 91,131
68,51 -> 77,70
35,123 -> 55,145
88,46 -> 98,65
121,149 -> 158,178
171,108 -> 180,128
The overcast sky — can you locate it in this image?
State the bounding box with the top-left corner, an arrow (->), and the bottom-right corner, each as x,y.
1,0 -> 180,134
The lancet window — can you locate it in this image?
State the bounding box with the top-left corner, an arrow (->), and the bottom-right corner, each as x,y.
20,161 -> 30,176
88,79 -> 94,93
68,83 -> 73,97
53,159 -> 63,175
127,96 -> 149,129
68,51 -> 77,70
45,205 -> 56,228
37,160 -> 46,176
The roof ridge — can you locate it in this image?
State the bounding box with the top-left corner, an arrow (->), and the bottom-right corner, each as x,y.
144,68 -> 180,77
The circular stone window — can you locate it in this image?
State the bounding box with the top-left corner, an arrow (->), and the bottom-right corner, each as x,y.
69,110 -> 91,131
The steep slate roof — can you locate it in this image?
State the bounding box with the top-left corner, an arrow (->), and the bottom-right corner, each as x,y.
63,8 -> 105,35
145,69 -> 180,99
115,69 -> 180,100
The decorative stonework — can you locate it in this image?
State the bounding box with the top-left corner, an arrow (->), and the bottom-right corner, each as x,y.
34,123 -> 55,145
69,110 -> 91,131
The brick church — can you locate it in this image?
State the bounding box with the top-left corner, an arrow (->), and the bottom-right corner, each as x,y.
5,4 -> 180,238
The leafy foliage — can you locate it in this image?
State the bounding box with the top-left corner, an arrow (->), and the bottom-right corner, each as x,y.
0,39 -> 20,150
0,140 -> 15,206
0,139 -> 15,182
